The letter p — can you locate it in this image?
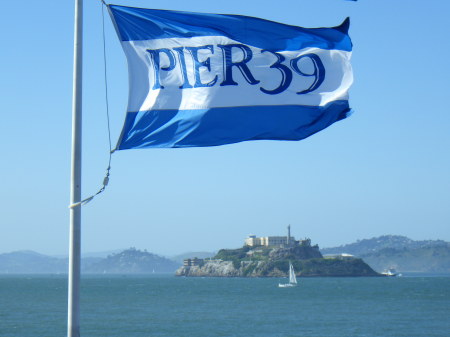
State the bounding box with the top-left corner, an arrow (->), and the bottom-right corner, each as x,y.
147,48 -> 176,90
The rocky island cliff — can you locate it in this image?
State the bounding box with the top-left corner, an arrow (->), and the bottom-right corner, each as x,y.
176,243 -> 380,277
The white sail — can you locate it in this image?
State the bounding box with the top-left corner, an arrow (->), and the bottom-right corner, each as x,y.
278,262 -> 297,287
289,263 -> 297,285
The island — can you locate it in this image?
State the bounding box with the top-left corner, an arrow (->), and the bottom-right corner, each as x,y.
176,226 -> 381,277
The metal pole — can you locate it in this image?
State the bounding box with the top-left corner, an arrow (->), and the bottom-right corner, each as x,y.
68,0 -> 83,336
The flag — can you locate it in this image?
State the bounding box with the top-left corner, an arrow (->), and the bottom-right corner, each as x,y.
108,5 -> 353,149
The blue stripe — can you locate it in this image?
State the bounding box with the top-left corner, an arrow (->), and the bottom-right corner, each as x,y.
116,101 -> 350,150
108,5 -> 351,52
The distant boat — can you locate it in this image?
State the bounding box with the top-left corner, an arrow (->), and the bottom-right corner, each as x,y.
381,268 -> 401,277
279,262 -> 297,287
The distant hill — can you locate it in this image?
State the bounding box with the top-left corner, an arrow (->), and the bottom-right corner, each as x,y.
82,249 -> 125,259
360,244 -> 450,273
0,248 -> 181,274
0,250 -> 67,274
84,248 -> 181,274
321,235 -> 450,273
321,235 -> 447,256
170,251 -> 216,264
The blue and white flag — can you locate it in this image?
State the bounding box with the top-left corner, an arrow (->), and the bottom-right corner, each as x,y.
108,5 -> 353,149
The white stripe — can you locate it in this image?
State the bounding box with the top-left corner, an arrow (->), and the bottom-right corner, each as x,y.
121,36 -> 353,112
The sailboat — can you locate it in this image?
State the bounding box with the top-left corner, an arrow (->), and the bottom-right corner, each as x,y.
278,262 -> 298,287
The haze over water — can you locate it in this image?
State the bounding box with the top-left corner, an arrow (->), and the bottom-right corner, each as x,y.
1,274 -> 449,337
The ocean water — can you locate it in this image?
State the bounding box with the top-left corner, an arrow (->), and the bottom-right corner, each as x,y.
0,275 -> 449,337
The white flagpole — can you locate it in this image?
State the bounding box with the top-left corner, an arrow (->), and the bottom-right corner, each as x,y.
68,0 -> 83,336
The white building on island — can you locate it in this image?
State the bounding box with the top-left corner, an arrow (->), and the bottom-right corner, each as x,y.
245,225 -> 302,247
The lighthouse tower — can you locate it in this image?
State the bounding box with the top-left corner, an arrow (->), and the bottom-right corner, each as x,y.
287,225 -> 291,245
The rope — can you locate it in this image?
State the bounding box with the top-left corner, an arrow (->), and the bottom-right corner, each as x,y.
102,1 -> 113,157
69,0 -> 113,209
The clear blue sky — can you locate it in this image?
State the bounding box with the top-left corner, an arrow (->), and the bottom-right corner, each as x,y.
1,0 -> 449,257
